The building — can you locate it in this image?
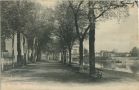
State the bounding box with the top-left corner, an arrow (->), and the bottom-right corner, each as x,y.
99,50 -> 115,58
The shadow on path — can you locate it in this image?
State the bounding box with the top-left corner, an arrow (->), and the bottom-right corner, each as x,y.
2,60 -> 138,84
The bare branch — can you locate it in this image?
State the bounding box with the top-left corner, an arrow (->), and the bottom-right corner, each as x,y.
95,5 -> 111,20
95,1 -> 134,20
134,1 -> 138,7
68,0 -> 76,15
68,0 -> 84,40
69,0 -> 84,15
82,24 -> 90,40
74,16 -> 82,39
77,0 -> 84,12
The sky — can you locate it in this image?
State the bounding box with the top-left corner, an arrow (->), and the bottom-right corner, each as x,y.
94,7 -> 138,52
36,0 -> 139,52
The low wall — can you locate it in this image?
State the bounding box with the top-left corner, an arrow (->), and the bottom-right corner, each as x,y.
1,57 -> 16,71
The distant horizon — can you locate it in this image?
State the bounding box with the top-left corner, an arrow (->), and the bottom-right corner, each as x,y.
84,40 -> 139,53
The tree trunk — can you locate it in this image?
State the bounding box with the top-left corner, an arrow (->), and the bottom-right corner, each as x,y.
62,51 -> 64,63
89,26 -> 95,75
17,31 -> 22,66
38,50 -> 41,61
37,49 -> 41,61
89,5 -> 96,75
31,46 -> 34,62
31,38 -> 36,63
27,41 -> 30,63
60,52 -> 62,62
1,37 -> 6,51
63,50 -> 66,64
52,52 -> 55,60
79,39 -> 84,66
12,34 -> 14,67
68,47 -> 72,65
23,37 -> 26,65
36,42 -> 41,62
74,12 -> 84,68
24,53 -> 27,65
60,52 -> 63,63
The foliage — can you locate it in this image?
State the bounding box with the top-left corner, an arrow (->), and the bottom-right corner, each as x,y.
55,2 -> 77,51
1,0 -> 54,63
1,1 -> 16,39
130,47 -> 139,57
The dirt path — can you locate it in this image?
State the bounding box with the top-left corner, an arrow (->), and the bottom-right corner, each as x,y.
1,60 -> 139,90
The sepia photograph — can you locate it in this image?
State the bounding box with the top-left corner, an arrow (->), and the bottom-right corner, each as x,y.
0,0 -> 139,90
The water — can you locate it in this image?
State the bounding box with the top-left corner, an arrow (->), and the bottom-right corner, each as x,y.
95,60 -> 139,74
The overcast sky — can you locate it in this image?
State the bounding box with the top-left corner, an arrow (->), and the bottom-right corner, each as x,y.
37,0 -> 139,52
95,7 -> 138,52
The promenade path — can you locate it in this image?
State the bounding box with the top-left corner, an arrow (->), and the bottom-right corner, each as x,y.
1,60 -> 139,90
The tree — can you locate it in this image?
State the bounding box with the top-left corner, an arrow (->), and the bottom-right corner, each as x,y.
87,0 -> 137,76
1,0 -> 55,66
68,0 -> 136,75
1,1 -> 28,65
1,1 -> 14,39
35,7 -> 54,61
13,0 -> 38,65
1,1 -> 15,53
55,2 -> 77,65
19,2 -> 54,62
1,0 -> 51,65
130,47 -> 139,57
69,0 -> 90,67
